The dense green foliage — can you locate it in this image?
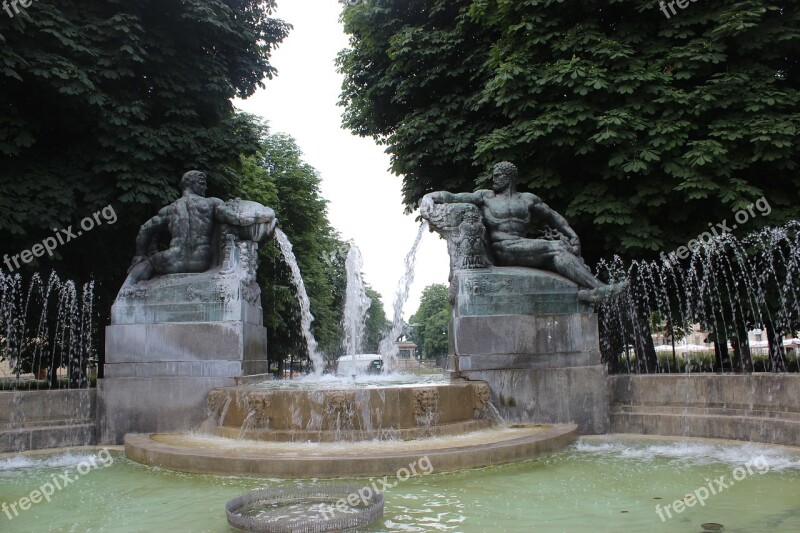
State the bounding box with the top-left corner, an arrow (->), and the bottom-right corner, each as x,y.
338,0 -> 800,263
0,0 -> 289,286
363,287 -> 390,353
409,283 -> 450,358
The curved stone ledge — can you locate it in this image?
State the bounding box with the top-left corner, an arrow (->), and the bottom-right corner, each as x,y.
124,423 -> 578,478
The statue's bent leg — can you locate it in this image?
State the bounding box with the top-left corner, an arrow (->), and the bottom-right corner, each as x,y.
120,258 -> 155,291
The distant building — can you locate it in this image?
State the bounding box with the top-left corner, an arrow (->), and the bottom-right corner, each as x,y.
652,324 -> 799,356
395,341 -> 417,360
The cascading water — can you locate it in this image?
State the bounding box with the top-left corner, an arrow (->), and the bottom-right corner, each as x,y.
597,221 -> 800,374
341,245 -> 371,356
274,229 -> 324,375
379,222 -> 428,371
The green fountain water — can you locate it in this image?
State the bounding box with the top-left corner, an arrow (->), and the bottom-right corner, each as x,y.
1,436 -> 798,532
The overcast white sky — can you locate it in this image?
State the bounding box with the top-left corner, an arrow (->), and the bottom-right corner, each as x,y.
235,0 -> 449,316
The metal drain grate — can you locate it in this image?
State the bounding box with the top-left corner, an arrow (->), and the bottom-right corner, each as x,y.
225,484 -> 384,532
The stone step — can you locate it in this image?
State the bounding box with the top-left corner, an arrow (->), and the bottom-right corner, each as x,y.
0,423 -> 97,453
0,418 -> 97,431
610,408 -> 800,447
611,404 -> 800,422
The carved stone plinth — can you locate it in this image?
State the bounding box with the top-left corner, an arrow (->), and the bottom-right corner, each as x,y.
449,267 -> 609,434
101,272 -> 268,444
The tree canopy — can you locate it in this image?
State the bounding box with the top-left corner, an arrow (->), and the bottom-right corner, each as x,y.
338,0 -> 800,263
0,0 -> 290,285
409,283 -> 450,359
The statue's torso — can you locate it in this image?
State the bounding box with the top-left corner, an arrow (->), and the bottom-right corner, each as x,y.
164,195 -> 217,269
481,193 -> 532,239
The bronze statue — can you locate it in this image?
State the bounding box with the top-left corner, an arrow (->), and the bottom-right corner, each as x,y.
121,170 -> 276,290
421,162 -> 626,303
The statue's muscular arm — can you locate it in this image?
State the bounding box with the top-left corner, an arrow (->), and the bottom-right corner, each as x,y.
423,190 -> 488,207
526,194 -> 582,255
131,204 -> 172,266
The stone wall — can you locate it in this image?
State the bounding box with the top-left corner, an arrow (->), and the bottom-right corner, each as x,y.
610,374 -> 800,446
0,389 -> 97,453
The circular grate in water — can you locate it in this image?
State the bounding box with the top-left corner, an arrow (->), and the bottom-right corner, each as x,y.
225,484 -> 384,532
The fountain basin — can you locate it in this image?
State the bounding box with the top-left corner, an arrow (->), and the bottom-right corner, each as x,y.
207,379 -> 493,442
124,424 -> 578,477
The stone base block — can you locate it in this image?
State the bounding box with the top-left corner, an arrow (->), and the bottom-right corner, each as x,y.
450,313 -> 599,364
460,366 -> 610,434
105,321 -> 267,374
98,376 -> 234,444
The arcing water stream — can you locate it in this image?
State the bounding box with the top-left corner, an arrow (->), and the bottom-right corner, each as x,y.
379,222 -> 428,371
274,229 -> 324,375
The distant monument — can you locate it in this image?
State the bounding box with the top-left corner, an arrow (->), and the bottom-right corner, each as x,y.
421,162 -> 625,433
100,171 -> 277,443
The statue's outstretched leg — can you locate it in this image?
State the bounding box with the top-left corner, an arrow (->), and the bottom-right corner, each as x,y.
552,254 -> 629,303
577,281 -> 629,303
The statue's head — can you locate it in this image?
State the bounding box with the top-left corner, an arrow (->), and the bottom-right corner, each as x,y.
180,170 -> 207,196
492,162 -> 518,193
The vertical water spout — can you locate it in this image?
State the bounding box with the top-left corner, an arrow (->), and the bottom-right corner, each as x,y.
342,245 -> 371,356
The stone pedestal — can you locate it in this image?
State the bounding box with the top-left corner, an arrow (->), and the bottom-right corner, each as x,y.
450,267 -> 609,434
100,272 -> 268,444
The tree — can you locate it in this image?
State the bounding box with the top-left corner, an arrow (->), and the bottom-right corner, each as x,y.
363,287 -> 390,353
338,0 -> 800,265
239,132 -> 348,369
0,0 -> 290,287
409,283 -> 450,358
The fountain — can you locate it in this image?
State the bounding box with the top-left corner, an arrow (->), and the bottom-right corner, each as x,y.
378,222 -> 428,371
334,244 -> 379,376
100,171 -> 276,443
121,168 -> 580,476
418,162 -> 627,433
3,165 -> 800,533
